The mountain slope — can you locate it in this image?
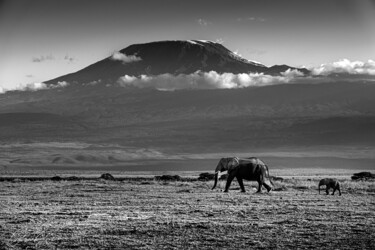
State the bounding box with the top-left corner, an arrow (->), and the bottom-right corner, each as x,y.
46,40 -> 307,85
1,81 -> 375,153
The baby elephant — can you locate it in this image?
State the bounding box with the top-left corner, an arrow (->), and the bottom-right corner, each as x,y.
318,178 -> 341,196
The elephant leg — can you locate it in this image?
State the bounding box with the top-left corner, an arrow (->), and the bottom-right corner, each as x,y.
325,186 -> 329,195
256,180 -> 262,193
263,181 -> 272,192
335,184 -> 342,196
237,177 -> 246,192
256,174 -> 266,193
332,187 -> 336,195
224,174 -> 235,192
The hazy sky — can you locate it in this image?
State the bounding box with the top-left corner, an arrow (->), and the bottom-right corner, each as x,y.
0,0 -> 374,89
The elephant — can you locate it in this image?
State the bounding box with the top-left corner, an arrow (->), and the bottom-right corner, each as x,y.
212,157 -> 273,193
318,178 -> 341,196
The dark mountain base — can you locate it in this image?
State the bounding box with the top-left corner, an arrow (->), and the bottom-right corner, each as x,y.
1,81 -> 375,170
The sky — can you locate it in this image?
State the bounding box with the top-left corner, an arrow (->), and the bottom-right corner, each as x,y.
0,0 -> 374,90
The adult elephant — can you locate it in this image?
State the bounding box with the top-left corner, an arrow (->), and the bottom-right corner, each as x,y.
318,178 -> 341,196
212,157 -> 273,193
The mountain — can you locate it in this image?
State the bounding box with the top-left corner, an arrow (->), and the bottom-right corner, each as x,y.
46,40 -> 308,85
0,40 -> 374,169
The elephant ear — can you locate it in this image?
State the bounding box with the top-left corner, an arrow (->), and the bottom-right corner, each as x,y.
228,157 -> 240,172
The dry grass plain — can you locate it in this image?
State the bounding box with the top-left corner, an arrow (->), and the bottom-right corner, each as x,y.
0,171 -> 374,249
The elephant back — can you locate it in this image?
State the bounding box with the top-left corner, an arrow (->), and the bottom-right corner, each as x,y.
238,157 -> 269,176
319,178 -> 338,186
239,157 -> 267,167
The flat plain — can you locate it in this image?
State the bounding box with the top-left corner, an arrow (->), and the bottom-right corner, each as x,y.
0,169 -> 374,249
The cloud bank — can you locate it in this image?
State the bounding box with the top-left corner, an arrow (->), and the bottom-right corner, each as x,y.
19,81 -> 69,91
311,59 -> 375,76
118,69 -> 306,91
3,59 -> 373,94
117,59 -> 375,91
0,81 -> 69,94
111,52 -> 142,64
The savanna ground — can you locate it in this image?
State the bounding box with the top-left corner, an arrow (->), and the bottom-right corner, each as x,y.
0,169 -> 374,249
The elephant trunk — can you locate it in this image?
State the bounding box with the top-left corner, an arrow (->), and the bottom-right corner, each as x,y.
318,179 -> 324,194
265,165 -> 274,186
212,172 -> 219,190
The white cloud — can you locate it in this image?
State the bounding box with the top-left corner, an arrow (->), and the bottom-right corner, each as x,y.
215,38 -> 224,44
117,70 -> 306,91
111,52 -> 142,64
281,68 -> 305,78
197,18 -> 210,26
32,54 -> 76,64
86,79 -> 102,86
24,82 -> 49,91
56,81 -> 69,87
311,59 -> 375,76
233,50 -> 242,57
0,81 -> 70,94
20,81 -> 69,91
237,17 -> 267,22
32,54 -> 55,63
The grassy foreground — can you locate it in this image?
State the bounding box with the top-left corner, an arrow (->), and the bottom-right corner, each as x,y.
0,174 -> 374,249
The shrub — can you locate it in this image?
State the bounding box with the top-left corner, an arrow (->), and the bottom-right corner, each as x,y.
66,176 -> 80,181
198,172 -> 215,181
51,176 -> 62,181
155,175 -> 181,181
351,172 -> 375,181
100,173 -> 115,180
